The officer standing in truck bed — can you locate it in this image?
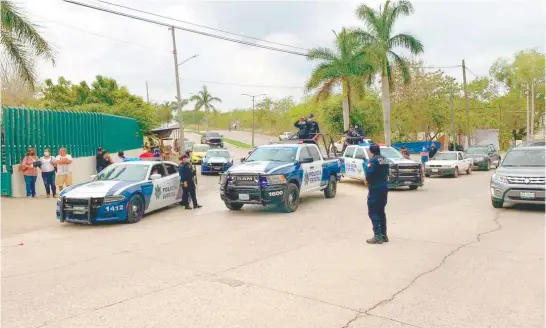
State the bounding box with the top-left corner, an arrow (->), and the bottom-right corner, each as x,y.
365,144 -> 390,244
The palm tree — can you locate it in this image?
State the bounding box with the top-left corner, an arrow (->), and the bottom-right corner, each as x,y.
306,28 -> 375,131
352,0 -> 424,145
1,0 -> 55,89
190,85 -> 222,131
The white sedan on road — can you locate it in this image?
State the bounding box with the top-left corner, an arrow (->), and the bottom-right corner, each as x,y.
425,151 -> 473,178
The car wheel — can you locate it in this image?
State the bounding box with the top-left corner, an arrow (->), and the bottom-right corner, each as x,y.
324,175 -> 337,198
491,198 -> 503,208
466,165 -> 472,175
453,167 -> 459,178
282,183 -> 300,213
425,173 -> 430,178
409,185 -> 418,190
126,194 -> 144,224
225,202 -> 243,210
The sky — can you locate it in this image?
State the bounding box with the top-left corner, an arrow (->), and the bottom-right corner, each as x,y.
25,0 -> 545,111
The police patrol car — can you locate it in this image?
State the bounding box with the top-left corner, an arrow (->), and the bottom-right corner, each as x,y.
201,148 -> 233,175
219,142 -> 342,213
342,143 -> 424,189
56,159 -> 182,224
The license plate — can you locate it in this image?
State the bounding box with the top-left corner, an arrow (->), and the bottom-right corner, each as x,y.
520,192 -> 535,199
213,167 -> 221,170
432,169 -> 439,173
404,181 -> 412,185
238,194 -> 250,201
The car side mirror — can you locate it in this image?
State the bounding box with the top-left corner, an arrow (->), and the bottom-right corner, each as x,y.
150,174 -> 162,180
241,157 -> 246,162
90,174 -> 97,180
300,157 -> 314,164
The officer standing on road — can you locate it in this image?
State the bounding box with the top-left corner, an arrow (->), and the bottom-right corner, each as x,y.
365,144 -> 390,244
179,155 -> 201,210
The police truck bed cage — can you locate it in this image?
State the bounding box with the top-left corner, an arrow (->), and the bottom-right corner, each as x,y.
269,133 -> 343,158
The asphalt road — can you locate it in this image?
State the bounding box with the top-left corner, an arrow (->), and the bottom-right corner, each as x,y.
2,131 -> 544,328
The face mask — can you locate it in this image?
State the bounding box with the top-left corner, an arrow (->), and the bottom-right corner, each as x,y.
30,152 -> 35,156
44,152 -> 50,156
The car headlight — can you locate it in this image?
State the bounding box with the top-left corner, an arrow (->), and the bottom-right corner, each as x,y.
104,195 -> 126,203
265,174 -> 287,185
492,173 -> 508,183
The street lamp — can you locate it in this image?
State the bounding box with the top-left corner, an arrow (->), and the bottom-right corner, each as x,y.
241,93 -> 266,147
178,54 -> 198,67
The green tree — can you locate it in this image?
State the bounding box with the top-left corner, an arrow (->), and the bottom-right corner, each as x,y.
352,0 -> 424,145
1,0 -> 55,88
306,28 -> 375,131
190,85 -> 222,131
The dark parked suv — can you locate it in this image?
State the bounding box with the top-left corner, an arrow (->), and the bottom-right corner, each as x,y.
465,144 -> 501,171
201,131 -> 224,148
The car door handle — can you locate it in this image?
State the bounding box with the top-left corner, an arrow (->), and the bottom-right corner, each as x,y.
310,166 -> 315,169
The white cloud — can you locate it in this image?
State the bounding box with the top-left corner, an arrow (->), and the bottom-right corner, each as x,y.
24,0 -> 545,111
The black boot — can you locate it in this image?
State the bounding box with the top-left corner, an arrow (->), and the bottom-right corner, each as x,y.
194,204 -> 202,209
383,235 -> 389,242
366,235 -> 383,244
185,206 -> 192,210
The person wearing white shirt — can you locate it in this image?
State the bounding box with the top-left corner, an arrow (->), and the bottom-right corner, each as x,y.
40,148 -> 57,197
55,147 -> 73,192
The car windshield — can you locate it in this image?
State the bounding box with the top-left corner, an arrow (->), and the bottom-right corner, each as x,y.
95,164 -> 149,182
246,147 -> 297,162
466,147 -> 489,154
380,147 -> 404,159
434,152 -> 457,160
502,149 -> 545,167
206,132 -> 220,137
194,146 -> 209,152
206,150 -> 229,158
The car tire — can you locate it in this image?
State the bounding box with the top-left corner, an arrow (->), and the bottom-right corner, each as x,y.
126,194 -> 144,224
453,167 -> 459,178
324,175 -> 337,198
282,183 -> 300,213
425,173 -> 430,178
409,185 -> 418,190
225,202 -> 244,210
491,198 -> 503,208
466,166 -> 472,175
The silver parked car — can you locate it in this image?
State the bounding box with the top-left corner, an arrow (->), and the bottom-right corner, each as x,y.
490,145 -> 545,208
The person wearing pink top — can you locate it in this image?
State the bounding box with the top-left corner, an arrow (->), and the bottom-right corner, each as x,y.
19,148 -> 39,198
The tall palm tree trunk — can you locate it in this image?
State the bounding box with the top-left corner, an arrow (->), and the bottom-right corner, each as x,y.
342,80 -> 351,131
381,75 -> 392,146
205,109 -> 209,131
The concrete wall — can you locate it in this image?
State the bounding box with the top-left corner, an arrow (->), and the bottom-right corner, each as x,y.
10,148 -> 142,198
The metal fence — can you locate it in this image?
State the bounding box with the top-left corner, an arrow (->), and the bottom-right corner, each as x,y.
1,106 -> 143,196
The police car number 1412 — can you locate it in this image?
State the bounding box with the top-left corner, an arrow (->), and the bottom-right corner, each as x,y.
106,205 -> 124,212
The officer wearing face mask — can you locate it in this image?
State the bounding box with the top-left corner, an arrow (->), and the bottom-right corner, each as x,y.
365,144 -> 390,244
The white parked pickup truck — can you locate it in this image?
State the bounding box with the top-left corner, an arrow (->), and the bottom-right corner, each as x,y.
424,151 -> 473,178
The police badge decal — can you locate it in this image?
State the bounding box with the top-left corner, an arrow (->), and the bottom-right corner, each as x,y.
154,184 -> 162,199
304,171 -> 310,185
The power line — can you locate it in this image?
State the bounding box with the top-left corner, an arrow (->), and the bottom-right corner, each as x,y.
63,0 -> 308,57
97,0 -> 310,52
465,66 -> 480,79
34,14 -> 165,52
179,78 -> 302,89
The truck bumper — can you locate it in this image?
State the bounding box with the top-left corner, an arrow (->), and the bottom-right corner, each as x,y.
425,167 -> 455,176
220,184 -> 286,206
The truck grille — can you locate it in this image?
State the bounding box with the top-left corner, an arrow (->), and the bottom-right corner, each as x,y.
230,174 -> 259,186
507,176 -> 545,185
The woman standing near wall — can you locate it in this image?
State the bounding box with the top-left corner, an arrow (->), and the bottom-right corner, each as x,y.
40,148 -> 56,198
19,148 -> 39,198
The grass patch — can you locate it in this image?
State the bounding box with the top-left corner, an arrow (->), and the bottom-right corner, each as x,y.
223,138 -> 253,149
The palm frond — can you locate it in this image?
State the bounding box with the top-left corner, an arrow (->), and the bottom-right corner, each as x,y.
388,33 -> 424,55
388,50 -> 411,85
0,28 -> 35,88
1,0 -> 56,63
314,78 -> 338,102
387,0 -> 414,27
209,96 -> 222,103
307,47 -> 337,61
355,3 -> 380,35
349,28 -> 378,46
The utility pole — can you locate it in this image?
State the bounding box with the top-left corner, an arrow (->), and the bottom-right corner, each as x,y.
145,81 -> 150,102
462,59 -> 470,148
450,93 -> 455,150
170,27 -> 185,146
530,80 -> 535,140
525,87 -> 530,141
241,94 -> 266,147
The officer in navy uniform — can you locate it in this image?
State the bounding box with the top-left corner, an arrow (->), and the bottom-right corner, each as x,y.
179,155 -> 201,210
365,144 -> 390,244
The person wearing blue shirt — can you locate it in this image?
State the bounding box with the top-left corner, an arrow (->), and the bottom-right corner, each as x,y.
420,146 -> 429,164
365,144 -> 390,244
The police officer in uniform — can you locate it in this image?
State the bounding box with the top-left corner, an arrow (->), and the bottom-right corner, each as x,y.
294,117 -> 309,140
179,155 -> 201,210
365,144 -> 390,244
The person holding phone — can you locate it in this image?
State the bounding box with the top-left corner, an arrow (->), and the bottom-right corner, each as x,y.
55,147 -> 73,192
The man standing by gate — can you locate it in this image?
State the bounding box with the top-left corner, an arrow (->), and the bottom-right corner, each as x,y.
365,144 -> 390,244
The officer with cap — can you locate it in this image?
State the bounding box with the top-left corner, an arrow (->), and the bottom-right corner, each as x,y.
179,154 -> 201,210
365,143 -> 390,244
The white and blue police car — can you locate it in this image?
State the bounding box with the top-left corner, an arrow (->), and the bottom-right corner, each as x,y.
56,159 -> 182,224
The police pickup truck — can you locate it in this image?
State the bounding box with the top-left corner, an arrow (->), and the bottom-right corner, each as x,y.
342,144 -> 423,189
219,142 -> 342,212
